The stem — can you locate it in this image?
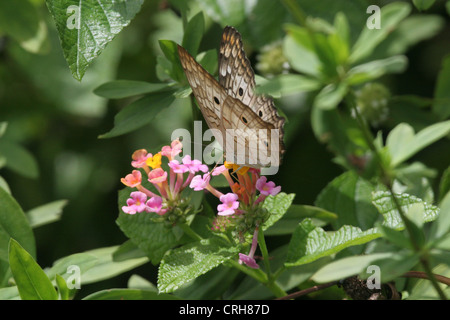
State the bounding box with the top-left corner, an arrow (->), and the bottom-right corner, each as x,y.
402,271 -> 450,286
226,259 -> 267,283
257,229 -> 272,281
275,281 -> 338,300
279,0 -> 307,27
347,92 -> 448,300
178,223 -> 203,241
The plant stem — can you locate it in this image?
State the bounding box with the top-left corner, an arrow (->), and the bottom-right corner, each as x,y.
279,0 -> 307,27
275,281 -> 339,300
347,92 -> 448,300
178,222 -> 203,241
257,229 -> 272,280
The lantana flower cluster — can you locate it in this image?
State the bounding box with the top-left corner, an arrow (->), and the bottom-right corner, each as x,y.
120,139 -> 282,269
188,162 -> 281,269
121,139 -> 206,223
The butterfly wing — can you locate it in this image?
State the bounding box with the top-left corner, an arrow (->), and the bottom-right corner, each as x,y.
178,44 -> 276,167
219,26 -> 285,155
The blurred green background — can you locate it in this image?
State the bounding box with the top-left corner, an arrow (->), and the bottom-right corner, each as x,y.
0,0 -> 449,297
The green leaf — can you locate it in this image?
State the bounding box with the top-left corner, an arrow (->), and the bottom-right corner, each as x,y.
26,200 -> 68,229
386,121 -> 450,167
255,74 -> 321,96
55,274 -> 69,300
175,265 -> 240,300
408,264 -> 450,299
0,141 -> 39,179
197,49 -> 218,75
315,171 -> 380,231
83,288 -> 182,300
439,166 -> 450,202
45,0 -> 144,80
159,40 -> 185,82
283,24 -> 321,77
313,82 -> 348,110
94,81 -> 170,99
412,0 -> 435,11
349,2 -> 411,64
112,240 -> 147,262
285,218 -> 379,267
0,188 -> 36,262
182,12 -> 205,57
157,237 -> 241,293
377,224 -> 412,249
433,55 -> 450,119
99,90 -> 176,138
9,239 -> 58,300
0,286 -> 20,300
116,189 -> 181,265
52,246 -> 149,286
311,252 -> 392,283
193,0 -> 246,27
430,191 -> 450,241
364,251 -> 420,283
286,191 -> 439,267
264,204 -> 337,236
261,193 -> 296,231
346,55 -> 408,85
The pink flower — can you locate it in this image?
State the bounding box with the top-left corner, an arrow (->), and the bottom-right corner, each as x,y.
212,165 -> 227,176
238,253 -> 260,269
161,139 -> 182,160
255,176 -> 281,196
190,174 -> 211,191
148,168 -> 168,184
238,228 -> 260,269
131,149 -> 151,168
217,193 -> 239,216
168,160 -> 189,174
145,196 -> 167,215
182,155 -> 208,174
121,170 -> 142,188
122,191 -> 148,214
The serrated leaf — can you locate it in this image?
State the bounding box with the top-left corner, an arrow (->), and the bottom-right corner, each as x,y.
262,193 -> 295,231
286,191 -> 440,267
0,188 -> 36,262
157,237 -> 241,293
45,0 -> 144,80
99,90 -> 176,138
9,239 -> 58,300
116,189 -> 181,265
285,218 -> 380,267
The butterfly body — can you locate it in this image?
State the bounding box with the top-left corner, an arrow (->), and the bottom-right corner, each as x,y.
178,26 -> 285,169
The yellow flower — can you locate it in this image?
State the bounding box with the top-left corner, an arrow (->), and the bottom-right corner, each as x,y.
146,152 -> 162,169
224,161 -> 249,175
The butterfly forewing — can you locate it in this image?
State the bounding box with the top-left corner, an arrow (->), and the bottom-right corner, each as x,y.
177,27 -> 285,168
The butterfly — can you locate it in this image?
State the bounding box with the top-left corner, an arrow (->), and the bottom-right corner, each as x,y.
177,26 -> 285,171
